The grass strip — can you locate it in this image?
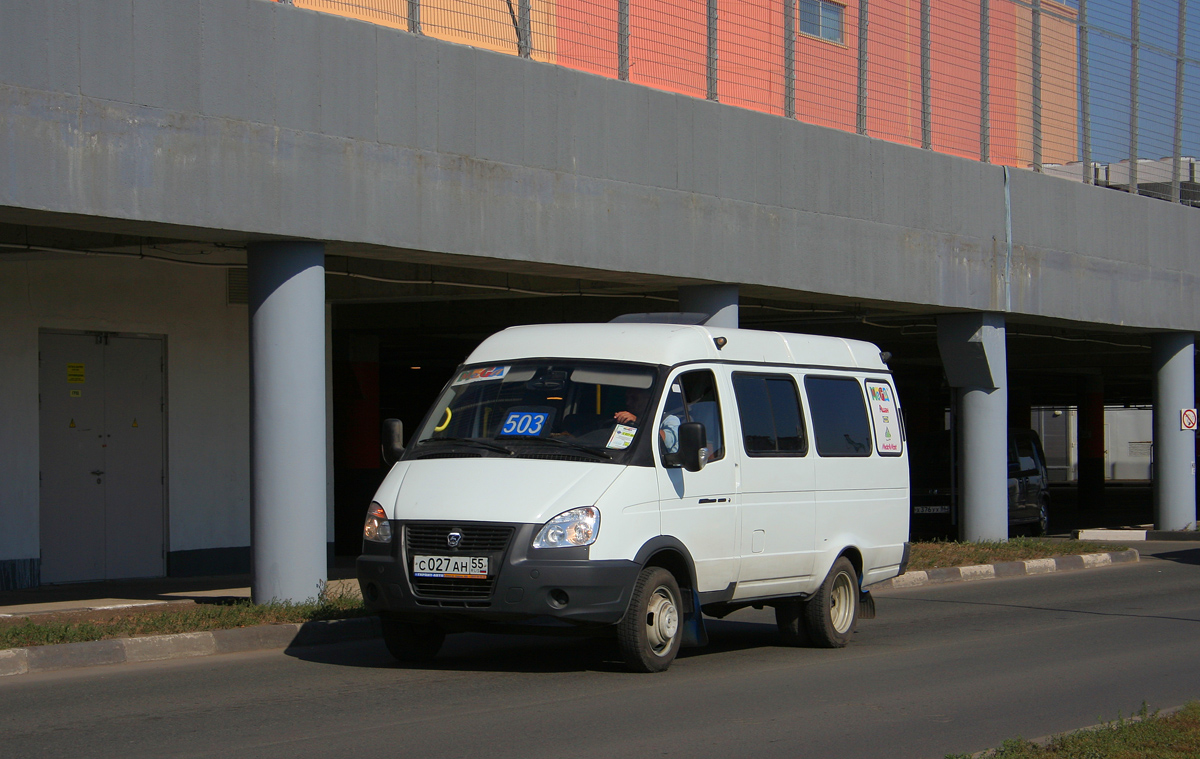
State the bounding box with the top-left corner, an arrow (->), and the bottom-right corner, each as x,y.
0,586 -> 367,650
945,701 -> 1200,758
908,538 -> 1133,572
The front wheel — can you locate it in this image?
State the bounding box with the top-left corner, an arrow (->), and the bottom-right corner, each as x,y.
803,556 -> 859,648
380,616 -> 445,663
618,566 -> 683,672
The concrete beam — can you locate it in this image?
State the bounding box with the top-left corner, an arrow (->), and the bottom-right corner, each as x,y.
248,241 -> 327,603
1153,333 -> 1197,531
0,1 -> 1198,332
939,314 -> 1009,542
679,285 -> 739,328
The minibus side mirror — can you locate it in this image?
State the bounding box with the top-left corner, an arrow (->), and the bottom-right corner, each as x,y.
382,418 -> 405,465
677,422 -> 707,473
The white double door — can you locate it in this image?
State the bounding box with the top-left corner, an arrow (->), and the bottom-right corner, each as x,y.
39,332 -> 165,583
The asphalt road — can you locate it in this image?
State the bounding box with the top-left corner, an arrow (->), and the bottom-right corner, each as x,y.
3,542 -> 1199,759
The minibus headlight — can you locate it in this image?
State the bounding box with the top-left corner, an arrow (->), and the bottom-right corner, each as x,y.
533,507 -> 600,548
363,502 -> 392,543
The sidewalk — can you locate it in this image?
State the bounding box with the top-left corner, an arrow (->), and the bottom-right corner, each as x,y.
0,570 -> 360,625
0,569 -> 370,678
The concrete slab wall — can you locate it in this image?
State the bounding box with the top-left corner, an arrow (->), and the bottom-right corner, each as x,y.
0,0 -> 1197,331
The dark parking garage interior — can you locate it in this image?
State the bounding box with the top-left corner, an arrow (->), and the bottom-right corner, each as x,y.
326,259 -> 1183,558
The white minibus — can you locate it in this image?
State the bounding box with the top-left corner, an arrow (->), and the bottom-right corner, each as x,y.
357,319 -> 910,671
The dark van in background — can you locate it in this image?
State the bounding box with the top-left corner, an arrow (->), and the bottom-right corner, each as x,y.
1008,429 -> 1050,535
910,428 -> 1051,539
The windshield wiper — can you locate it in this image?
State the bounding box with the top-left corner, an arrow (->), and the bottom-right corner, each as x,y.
504,436 -> 613,460
416,437 -> 514,456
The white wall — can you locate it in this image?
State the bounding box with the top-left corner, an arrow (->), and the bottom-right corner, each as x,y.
0,255 -> 252,561
1106,407 -> 1155,481
1033,405 -> 1157,482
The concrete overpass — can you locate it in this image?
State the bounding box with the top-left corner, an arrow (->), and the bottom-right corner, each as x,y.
1,0 -> 1195,597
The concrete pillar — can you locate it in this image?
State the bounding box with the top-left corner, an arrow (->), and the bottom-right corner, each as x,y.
938,314 -> 1009,542
1153,333 -> 1197,531
248,242 -> 327,603
1077,374 -> 1105,509
679,285 -> 738,328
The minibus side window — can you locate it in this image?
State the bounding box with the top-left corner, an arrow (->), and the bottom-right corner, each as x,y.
803,376 -> 872,457
732,373 -> 807,456
659,370 -> 725,463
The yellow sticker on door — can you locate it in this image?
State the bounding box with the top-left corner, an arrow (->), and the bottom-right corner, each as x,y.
69,389 -> 81,398
67,364 -> 85,383
132,418 -> 138,428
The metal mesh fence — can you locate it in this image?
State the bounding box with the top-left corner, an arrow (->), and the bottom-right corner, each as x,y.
292,0 -> 1200,204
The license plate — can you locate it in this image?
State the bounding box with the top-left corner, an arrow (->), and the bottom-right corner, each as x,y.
412,555 -> 489,579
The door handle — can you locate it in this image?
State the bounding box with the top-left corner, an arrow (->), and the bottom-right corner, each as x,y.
91,470 -> 104,476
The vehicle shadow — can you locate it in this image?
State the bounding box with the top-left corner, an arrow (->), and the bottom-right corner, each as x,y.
1146,547 -> 1200,566
284,616 -> 786,674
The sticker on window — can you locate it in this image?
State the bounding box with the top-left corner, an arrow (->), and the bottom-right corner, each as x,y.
607,424 -> 637,449
452,366 -> 510,385
865,381 -> 902,455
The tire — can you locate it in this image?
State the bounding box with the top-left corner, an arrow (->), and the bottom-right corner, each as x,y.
803,557 -> 859,648
380,615 -> 445,663
775,598 -> 810,647
618,566 -> 683,672
1032,498 -> 1049,537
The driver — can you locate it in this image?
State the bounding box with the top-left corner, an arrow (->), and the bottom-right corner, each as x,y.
613,387 -> 649,425
612,386 -> 680,454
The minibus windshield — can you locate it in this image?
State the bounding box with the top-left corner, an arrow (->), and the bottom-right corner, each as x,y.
409,361 -> 658,463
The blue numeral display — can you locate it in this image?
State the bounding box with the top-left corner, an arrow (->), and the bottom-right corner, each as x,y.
499,411 -> 549,436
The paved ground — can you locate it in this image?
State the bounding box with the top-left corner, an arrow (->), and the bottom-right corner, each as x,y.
2,541 -> 1197,759
0,571 -> 360,620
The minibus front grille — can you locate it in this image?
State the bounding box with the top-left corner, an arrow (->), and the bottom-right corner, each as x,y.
409,577 -> 496,600
413,597 -> 493,608
405,524 -> 514,553
404,523 -> 514,601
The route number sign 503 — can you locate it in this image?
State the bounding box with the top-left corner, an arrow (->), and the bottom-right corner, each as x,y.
500,411 -> 549,436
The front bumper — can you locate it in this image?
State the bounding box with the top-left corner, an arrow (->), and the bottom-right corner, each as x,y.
357,521 -> 641,630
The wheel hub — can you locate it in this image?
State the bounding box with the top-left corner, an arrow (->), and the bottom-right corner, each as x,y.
830,571 -> 855,634
645,588 -> 679,654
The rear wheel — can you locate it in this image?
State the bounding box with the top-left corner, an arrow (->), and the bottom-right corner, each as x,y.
380,616 -> 445,663
1032,498 -> 1049,537
618,567 -> 682,672
803,557 -> 859,648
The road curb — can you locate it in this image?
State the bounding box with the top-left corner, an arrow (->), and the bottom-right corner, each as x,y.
968,702 -> 1189,757
873,549 -> 1139,591
1075,528 -> 1200,541
0,616 -> 381,678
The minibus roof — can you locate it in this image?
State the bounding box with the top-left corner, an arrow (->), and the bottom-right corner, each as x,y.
465,323 -> 889,371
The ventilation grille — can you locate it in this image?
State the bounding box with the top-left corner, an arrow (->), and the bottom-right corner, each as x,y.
405,524 -> 513,553
227,268 -> 249,305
